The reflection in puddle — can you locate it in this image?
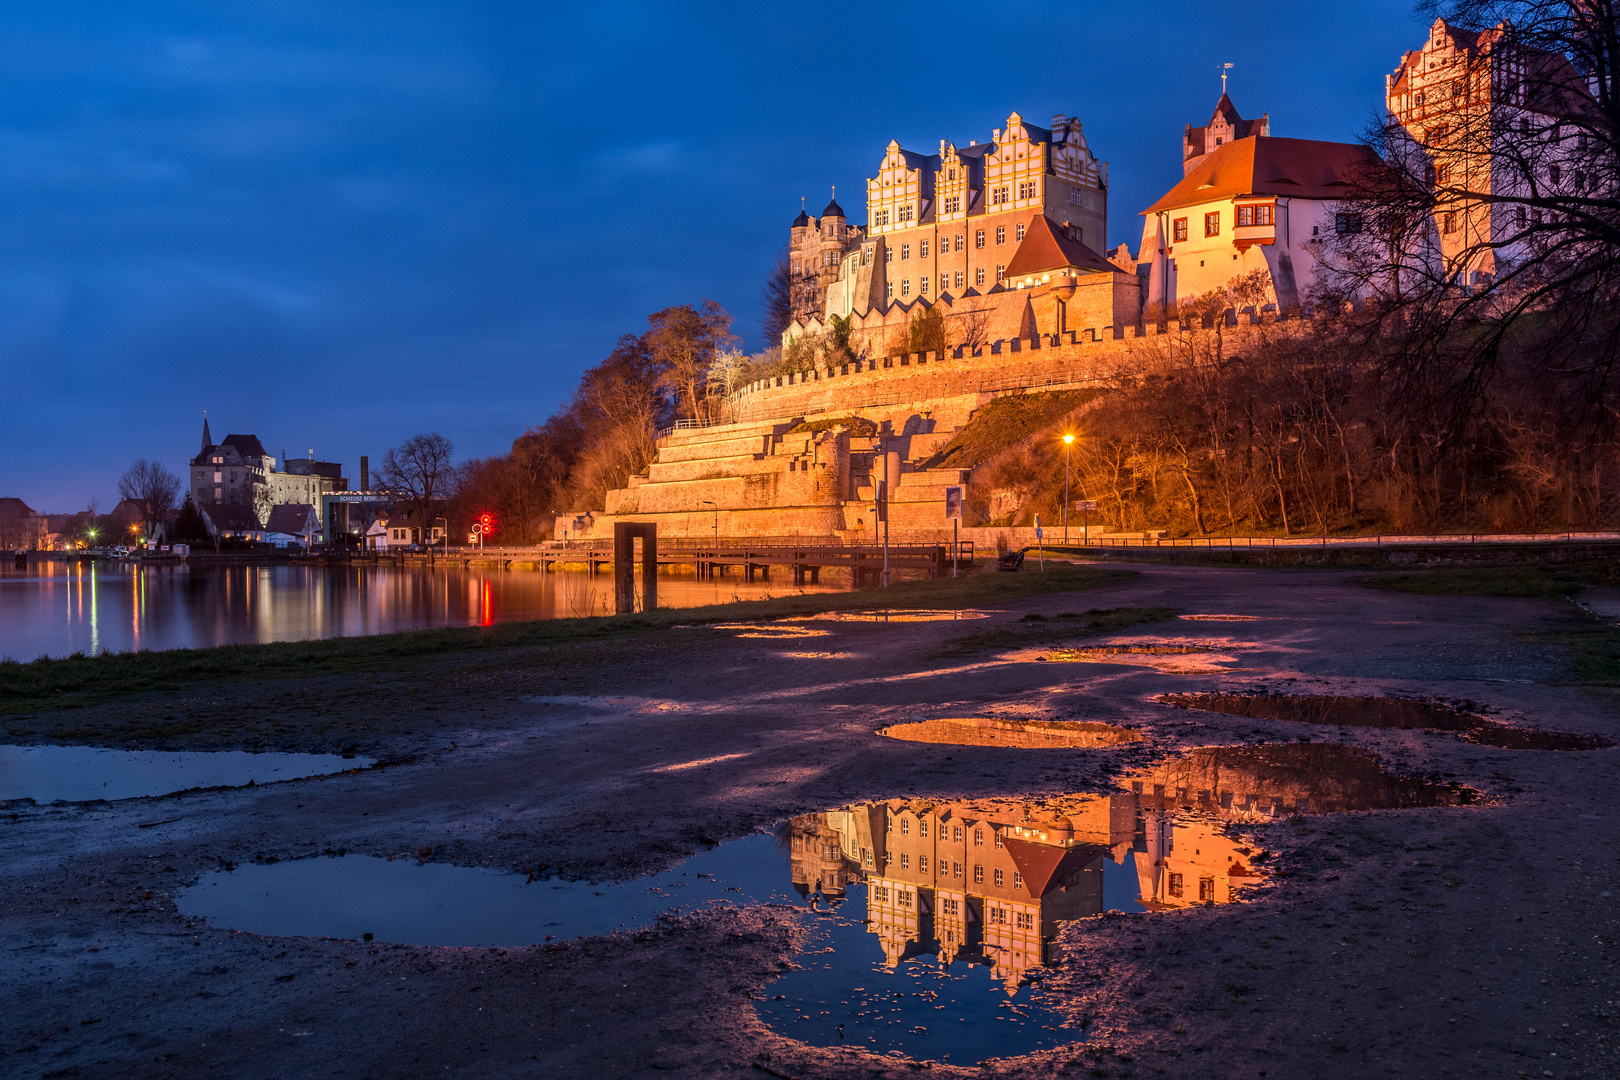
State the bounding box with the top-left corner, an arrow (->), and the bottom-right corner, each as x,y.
0,744 -> 373,803
802,609 -> 996,623
708,623 -> 831,640
1162,692 -> 1613,751
1178,614 -> 1277,622
179,743 -> 1467,1064
879,717 -> 1141,749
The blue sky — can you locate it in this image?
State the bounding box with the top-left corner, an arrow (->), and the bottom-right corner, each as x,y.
0,0 -> 1430,511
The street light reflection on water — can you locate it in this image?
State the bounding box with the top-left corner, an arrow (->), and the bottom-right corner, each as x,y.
0,560 -> 849,660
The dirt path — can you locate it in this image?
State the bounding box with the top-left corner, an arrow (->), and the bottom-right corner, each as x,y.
2,563 -> 1617,1079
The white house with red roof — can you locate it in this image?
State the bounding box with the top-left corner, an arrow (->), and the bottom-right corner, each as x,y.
1135,98 -> 1384,313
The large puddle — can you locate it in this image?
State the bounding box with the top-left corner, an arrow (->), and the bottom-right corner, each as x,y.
177,742 -> 1467,1062
1162,692 -> 1613,751
0,744 -> 373,803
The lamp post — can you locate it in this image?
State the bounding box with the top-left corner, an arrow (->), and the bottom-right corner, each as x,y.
1062,434 -> 1075,543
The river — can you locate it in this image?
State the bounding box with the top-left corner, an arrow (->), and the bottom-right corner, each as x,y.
0,559 -> 848,661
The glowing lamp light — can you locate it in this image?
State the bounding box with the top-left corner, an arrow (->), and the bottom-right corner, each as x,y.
1062,434 -> 1075,445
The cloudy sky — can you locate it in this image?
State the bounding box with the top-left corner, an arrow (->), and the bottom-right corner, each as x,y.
0,0 -> 1430,510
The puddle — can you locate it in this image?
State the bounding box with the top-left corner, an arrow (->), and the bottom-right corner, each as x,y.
708,623 -> 831,640
878,717 -> 1141,749
178,742 -> 1463,1064
1020,641 -> 1252,674
1161,692 -> 1613,751
801,609 -> 996,623
1178,614 -> 1278,622
0,744 -> 373,804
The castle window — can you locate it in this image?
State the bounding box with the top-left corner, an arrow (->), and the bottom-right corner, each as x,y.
1199,877 -> 1216,901
1237,205 -> 1255,227
975,229 -> 985,249
901,853 -> 909,870
1069,187 -> 1083,205
901,278 -> 910,296
1168,873 -> 1184,897
996,264 -> 1005,282
899,203 -> 914,222
1018,180 -> 1037,199
996,226 -> 1005,244
994,868 -> 1004,886
954,270 -> 964,289
1335,213 -> 1363,235
954,234 -> 964,251
992,185 -> 1009,204
1204,211 -> 1221,237
920,820 -> 928,838
901,243 -> 910,260
900,817 -> 909,835
944,195 -> 960,213
1173,217 -> 1188,242
948,167 -> 956,181
1016,912 -> 1034,930
885,247 -> 893,263
1443,211 -> 1457,233
1015,223 -> 1025,241
1256,205 -> 1273,225
994,830 -> 1003,848
919,856 -> 928,873
886,280 -> 893,298
974,864 -> 984,882
1013,872 -> 1023,889
920,276 -> 928,294
920,240 -> 928,258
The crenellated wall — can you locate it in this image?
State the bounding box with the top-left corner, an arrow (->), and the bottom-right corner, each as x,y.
579,313 -> 1309,543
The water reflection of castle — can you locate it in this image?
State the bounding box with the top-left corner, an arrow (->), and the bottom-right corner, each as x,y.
787,762 -> 1303,990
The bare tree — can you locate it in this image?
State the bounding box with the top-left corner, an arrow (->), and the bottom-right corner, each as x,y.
379,434 -> 457,521
646,301 -> 737,421
760,246 -> 794,343
1325,0 -> 1620,430
117,459 -> 181,541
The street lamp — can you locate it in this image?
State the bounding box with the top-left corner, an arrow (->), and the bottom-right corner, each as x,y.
1062,434 -> 1075,543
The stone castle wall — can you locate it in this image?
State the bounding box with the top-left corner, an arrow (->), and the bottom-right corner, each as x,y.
581,314 -> 1307,543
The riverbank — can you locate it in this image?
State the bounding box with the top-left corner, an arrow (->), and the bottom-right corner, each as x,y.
1,560 -> 1616,1078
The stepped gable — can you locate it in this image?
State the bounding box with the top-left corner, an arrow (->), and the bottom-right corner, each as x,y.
1003,215 -> 1115,280
1146,136 -> 1384,215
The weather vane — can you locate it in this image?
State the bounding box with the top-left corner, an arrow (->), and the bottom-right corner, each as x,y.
1220,62 -> 1234,94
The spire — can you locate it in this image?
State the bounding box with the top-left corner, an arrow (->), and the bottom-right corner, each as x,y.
201,412 -> 212,453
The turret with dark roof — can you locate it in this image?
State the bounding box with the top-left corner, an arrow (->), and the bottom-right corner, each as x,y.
1183,94 -> 1270,175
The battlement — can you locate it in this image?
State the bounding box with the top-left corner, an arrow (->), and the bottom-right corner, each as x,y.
731,311 -> 1307,425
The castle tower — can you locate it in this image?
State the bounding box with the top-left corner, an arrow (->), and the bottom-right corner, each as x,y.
1182,95 -> 1270,174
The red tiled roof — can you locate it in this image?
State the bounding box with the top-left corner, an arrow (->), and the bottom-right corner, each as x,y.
1144,136 -> 1386,215
1002,215 -> 1115,279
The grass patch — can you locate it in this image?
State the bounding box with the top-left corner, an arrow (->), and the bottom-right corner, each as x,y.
936,606 -> 1176,657
0,563 -> 1135,715
919,389 -> 1106,471
1358,559 -> 1620,598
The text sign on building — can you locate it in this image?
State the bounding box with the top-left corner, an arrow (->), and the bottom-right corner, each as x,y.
944,486 -> 963,520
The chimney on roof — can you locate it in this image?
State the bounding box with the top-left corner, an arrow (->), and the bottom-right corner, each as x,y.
360,456 -> 369,492
1052,113 -> 1066,127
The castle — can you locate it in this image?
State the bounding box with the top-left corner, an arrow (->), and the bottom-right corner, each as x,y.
580,20 -> 1568,544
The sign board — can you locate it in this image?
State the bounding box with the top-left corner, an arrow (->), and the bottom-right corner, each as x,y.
944,485 -> 962,520
1034,515 -> 1043,540
1075,500 -> 1098,511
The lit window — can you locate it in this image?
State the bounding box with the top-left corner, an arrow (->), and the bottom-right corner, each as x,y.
1173,217 -> 1188,242
1205,211 -> 1221,237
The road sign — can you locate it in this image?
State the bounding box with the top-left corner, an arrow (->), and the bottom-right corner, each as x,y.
944,485 -> 962,520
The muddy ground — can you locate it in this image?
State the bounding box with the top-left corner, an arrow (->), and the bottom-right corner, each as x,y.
2,562 -> 1618,1079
